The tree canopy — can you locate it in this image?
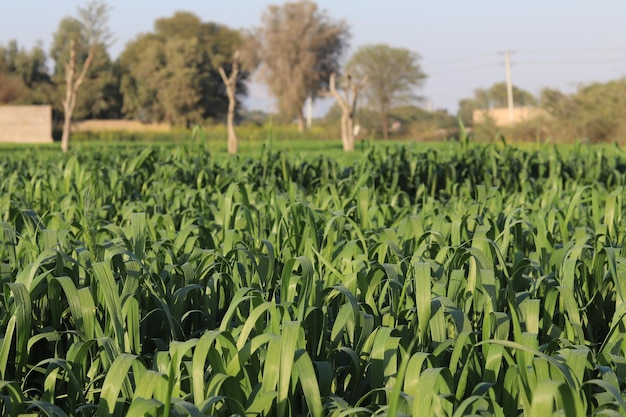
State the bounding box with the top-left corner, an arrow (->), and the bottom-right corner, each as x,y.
457,82 -> 536,126
346,44 -> 426,139
118,12 -> 247,126
0,41 -> 52,104
540,79 -> 626,143
253,0 -> 349,130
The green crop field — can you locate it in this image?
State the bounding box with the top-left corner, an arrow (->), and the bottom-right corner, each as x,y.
1,139 -> 625,416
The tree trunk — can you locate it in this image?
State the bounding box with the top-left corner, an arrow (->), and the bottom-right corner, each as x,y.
328,73 -> 366,152
218,58 -> 240,154
342,112 -> 355,152
381,113 -> 389,140
61,39 -> 94,153
226,105 -> 237,154
343,116 -> 355,152
340,114 -> 349,150
297,111 -> 305,132
61,108 -> 72,153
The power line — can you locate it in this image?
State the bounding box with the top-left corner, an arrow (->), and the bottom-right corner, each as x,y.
426,48 -> 626,77
428,62 -> 500,77
519,58 -> 626,65
426,46 -> 626,70
426,52 -> 496,69
517,46 -> 626,55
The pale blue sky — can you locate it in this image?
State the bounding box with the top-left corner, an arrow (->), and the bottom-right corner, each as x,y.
2,1 -> 625,115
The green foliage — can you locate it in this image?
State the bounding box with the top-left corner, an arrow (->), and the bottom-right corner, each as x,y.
540,79 -> 626,143
66,123 -> 343,144
320,104 -> 457,141
253,0 -> 349,129
2,132 -> 626,416
457,82 -> 537,126
389,105 -> 458,139
467,79 -> 626,144
0,40 -> 53,105
118,12 -> 247,126
346,44 -> 427,139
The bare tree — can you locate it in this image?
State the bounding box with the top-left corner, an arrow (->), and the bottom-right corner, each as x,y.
61,0 -> 112,153
218,51 -> 240,154
254,1 -> 349,131
327,73 -> 367,151
213,32 -> 259,154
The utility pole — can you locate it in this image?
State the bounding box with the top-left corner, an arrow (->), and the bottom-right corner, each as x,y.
503,51 -> 514,124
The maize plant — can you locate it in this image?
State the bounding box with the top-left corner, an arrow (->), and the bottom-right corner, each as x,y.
0,140 -> 625,416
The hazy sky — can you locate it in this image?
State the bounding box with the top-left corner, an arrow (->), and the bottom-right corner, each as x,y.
2,1 -> 626,115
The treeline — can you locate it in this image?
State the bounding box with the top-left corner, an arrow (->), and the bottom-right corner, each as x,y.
1,0 -> 624,144
0,12 -> 241,125
458,80 -> 626,144
0,0 -> 430,150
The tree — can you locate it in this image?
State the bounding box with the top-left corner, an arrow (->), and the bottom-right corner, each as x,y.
485,82 -> 536,108
0,73 -> 28,104
327,72 -> 367,151
457,83 -> 536,126
253,0 -> 349,131
0,40 -> 52,104
346,44 -> 426,139
157,37 -> 203,126
54,0 -> 113,152
118,34 -> 162,122
539,80 -> 626,143
457,98 -> 478,127
51,13 -> 120,121
119,12 -> 247,126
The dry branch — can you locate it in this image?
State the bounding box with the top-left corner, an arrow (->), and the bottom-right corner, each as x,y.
328,72 -> 367,151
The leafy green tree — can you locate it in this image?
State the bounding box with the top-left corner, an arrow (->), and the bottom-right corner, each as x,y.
252,0 -> 349,131
539,87 -> 567,117
457,98 -> 478,127
157,38 -> 203,126
540,79 -> 626,143
486,82 -> 536,108
118,34 -> 161,121
0,73 -> 28,104
346,44 -> 426,139
119,12 -> 246,126
457,83 -> 536,126
391,105 -> 457,129
0,40 -> 52,104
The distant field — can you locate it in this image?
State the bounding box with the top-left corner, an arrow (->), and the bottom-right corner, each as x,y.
1,135 -> 450,162
1,140 -> 625,416
3,131 -> 613,158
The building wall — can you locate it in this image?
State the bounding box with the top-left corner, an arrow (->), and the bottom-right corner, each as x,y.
473,106 -> 548,127
0,105 -> 53,143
